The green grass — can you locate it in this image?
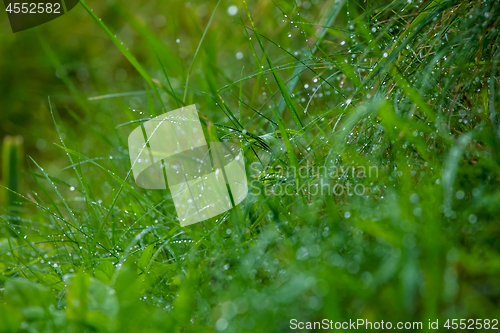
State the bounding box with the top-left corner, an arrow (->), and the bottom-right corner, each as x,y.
1,0 -> 500,332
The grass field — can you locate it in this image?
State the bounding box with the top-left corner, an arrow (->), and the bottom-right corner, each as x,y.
1,0 -> 500,332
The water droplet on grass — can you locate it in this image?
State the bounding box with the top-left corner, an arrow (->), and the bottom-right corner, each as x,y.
227,5 -> 238,16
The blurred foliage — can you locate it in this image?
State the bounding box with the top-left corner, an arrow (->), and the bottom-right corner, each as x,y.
1,0 -> 500,332
2,136 -> 23,234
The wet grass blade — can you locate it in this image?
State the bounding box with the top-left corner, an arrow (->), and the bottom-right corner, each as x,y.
244,2 -> 304,130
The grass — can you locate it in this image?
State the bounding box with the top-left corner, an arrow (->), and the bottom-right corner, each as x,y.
1,0 -> 500,332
